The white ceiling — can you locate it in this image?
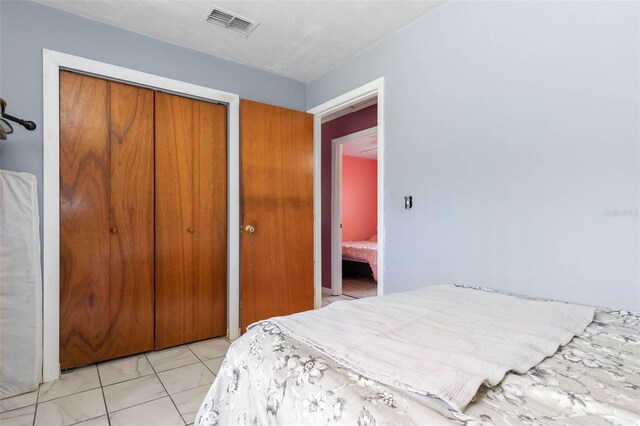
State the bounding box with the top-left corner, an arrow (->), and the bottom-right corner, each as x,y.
343,134 -> 377,159
34,0 -> 445,82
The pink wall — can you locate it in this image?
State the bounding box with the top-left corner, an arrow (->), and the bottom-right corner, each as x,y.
321,105 -> 377,288
342,156 -> 377,242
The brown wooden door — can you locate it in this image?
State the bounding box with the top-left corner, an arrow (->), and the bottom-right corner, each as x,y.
240,100 -> 314,331
59,71 -> 155,369
155,92 -> 227,349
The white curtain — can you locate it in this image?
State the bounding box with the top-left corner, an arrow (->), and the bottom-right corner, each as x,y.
0,170 -> 42,398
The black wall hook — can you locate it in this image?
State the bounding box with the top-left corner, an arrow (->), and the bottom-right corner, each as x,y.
2,113 -> 37,131
2,114 -> 36,130
0,98 -> 36,140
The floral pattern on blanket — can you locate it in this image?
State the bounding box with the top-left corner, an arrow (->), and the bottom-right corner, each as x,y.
196,309 -> 640,426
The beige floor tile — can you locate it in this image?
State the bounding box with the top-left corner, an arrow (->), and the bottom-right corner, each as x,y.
157,363 -> 214,395
187,338 -> 229,361
171,385 -> 211,424
202,357 -> 225,376
109,396 -> 184,426
38,366 -> 100,402
0,405 -> 36,426
98,354 -> 154,386
146,346 -> 200,372
342,276 -> 377,298
103,375 -> 167,413
0,389 -> 38,413
170,384 -> 210,425
34,388 -> 105,426
72,415 -> 110,426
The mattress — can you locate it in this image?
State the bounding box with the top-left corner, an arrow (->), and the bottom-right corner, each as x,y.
0,170 -> 42,398
342,240 -> 378,281
195,295 -> 640,425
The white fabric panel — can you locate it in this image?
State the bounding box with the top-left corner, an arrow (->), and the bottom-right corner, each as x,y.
0,170 -> 42,398
269,285 -> 595,413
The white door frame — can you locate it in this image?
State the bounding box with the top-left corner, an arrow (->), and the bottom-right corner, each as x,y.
308,78 -> 385,307
330,126 -> 378,296
42,49 -> 241,382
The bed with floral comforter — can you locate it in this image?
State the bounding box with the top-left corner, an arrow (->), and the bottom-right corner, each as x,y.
196,305 -> 640,425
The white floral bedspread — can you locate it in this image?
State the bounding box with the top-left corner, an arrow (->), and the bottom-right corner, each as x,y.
196,308 -> 640,425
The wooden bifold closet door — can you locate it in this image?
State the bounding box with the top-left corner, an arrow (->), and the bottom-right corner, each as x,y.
60,72 -> 227,368
154,92 -> 227,350
60,71 -> 155,369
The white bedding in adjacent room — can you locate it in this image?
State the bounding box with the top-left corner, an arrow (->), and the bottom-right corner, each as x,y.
342,240 -> 378,281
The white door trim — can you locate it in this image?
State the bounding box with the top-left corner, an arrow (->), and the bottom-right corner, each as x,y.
308,78 -> 385,308
42,49 -> 241,382
331,126 -> 378,296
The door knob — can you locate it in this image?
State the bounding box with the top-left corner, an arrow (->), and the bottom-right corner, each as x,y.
188,227 -> 195,234
244,225 -> 256,234
110,227 -> 118,234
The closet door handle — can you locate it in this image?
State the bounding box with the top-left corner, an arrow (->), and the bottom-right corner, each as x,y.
188,227 -> 195,234
110,227 -> 118,234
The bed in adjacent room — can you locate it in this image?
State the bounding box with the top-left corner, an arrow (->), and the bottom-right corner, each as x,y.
342,235 -> 378,281
195,286 -> 640,425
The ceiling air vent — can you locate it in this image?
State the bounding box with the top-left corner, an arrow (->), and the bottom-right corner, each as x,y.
205,6 -> 259,37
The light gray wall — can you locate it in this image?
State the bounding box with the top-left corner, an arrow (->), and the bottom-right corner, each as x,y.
2,0 -> 638,311
0,0 -> 305,242
308,1 -> 640,310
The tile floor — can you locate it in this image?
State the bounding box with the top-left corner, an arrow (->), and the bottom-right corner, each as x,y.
342,276 -> 377,299
0,337 -> 230,426
321,293 -> 356,307
321,276 -> 377,307
1,295 -> 366,426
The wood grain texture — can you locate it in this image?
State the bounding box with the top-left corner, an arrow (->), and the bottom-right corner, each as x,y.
59,71 -> 154,369
108,81 -> 155,358
240,99 -> 314,332
155,92 -> 227,349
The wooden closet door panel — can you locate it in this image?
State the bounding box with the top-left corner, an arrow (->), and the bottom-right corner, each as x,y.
240,100 -> 314,331
109,81 -> 155,356
192,100 -> 228,339
60,71 -> 111,369
60,72 -> 155,368
155,92 -> 227,349
155,93 -> 194,349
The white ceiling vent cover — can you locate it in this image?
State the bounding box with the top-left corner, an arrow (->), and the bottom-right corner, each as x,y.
205,6 -> 259,37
